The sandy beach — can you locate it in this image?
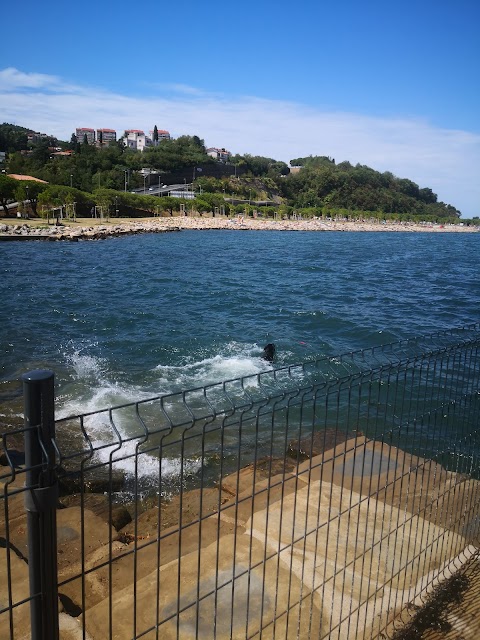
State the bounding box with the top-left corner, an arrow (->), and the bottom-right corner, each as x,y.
0,216 -> 478,240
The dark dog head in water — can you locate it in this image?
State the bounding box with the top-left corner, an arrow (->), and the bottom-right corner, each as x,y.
262,343 -> 276,362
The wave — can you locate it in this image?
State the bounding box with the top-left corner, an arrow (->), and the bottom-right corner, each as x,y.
55,341 -> 277,488
154,344 -> 271,389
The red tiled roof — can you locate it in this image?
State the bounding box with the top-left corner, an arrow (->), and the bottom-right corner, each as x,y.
8,174 -> 48,183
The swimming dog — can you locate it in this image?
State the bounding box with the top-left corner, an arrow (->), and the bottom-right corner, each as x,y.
262,343 -> 276,362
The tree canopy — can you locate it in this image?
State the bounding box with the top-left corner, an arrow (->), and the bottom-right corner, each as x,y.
279,159 -> 460,219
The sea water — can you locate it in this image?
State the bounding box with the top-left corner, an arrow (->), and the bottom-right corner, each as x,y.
1,230 -> 479,488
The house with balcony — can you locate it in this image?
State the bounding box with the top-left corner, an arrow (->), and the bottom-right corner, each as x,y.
206,147 -> 231,163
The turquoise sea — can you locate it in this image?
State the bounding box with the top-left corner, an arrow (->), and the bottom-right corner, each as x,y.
1,230 -> 479,487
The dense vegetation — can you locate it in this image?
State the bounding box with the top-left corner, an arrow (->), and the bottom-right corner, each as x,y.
0,122 -> 469,223
283,156 -> 461,220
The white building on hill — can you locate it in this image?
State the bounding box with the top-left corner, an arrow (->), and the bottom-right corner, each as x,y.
207,147 -> 231,162
124,130 -> 154,151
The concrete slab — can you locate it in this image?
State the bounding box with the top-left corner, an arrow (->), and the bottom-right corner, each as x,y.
59,514 -> 239,613
119,487 -> 226,538
0,472 -> 29,542
246,479 -> 468,639
220,472 -> 300,527
297,439 -> 480,534
85,533 -> 325,640
221,456 -> 298,497
7,506 -> 118,572
0,547 -> 30,640
417,555 -> 480,639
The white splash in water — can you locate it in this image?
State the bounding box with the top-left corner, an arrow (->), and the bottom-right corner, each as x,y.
154,342 -> 272,388
55,341 -> 278,486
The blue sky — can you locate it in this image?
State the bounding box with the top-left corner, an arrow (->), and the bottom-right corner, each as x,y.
1,0 -> 479,216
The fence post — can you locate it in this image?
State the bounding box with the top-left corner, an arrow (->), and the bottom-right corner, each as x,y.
22,370 -> 59,640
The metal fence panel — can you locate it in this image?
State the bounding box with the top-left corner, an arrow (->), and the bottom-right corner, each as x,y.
1,324 -> 480,639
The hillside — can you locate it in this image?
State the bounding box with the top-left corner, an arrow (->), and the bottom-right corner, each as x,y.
0,123 -> 462,220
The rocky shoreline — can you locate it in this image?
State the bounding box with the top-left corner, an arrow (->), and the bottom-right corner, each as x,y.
1,216 -> 478,241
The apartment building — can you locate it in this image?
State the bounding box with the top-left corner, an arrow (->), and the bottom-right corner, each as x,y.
97,128 -> 117,144
149,129 -> 171,143
27,131 -> 50,144
76,128 -> 96,144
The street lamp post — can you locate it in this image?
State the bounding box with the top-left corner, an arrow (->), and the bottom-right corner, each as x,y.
124,170 -> 128,192
143,175 -> 147,194
25,186 -> 29,218
115,196 -> 119,217
70,174 -> 73,188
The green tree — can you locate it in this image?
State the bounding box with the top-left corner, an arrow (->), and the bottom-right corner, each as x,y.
0,174 -> 17,214
38,186 -> 94,217
0,123 -> 30,153
14,180 -> 46,216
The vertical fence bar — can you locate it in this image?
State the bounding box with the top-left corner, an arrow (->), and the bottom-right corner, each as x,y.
22,369 -> 59,640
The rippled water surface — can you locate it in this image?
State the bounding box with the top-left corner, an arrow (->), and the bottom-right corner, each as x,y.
2,230 -> 479,395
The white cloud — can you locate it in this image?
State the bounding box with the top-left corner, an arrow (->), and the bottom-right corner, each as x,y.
0,67 -> 60,90
1,68 -> 479,216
